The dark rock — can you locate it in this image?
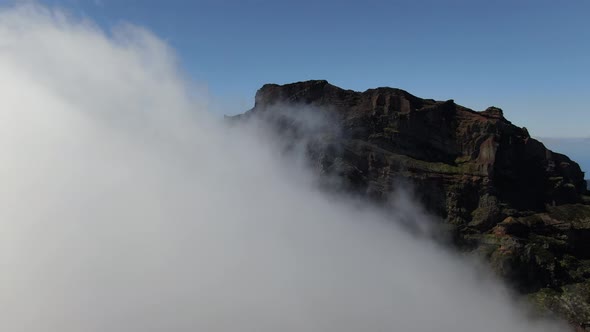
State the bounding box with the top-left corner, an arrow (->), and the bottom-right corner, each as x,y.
233,80 -> 590,328
239,80 -> 586,216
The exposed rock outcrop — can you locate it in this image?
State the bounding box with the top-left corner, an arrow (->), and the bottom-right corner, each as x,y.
234,80 -> 590,328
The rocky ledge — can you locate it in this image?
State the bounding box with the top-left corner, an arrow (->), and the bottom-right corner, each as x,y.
234,80 -> 590,328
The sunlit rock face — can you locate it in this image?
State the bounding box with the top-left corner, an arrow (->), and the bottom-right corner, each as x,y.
239,80 -> 585,219
235,80 -> 590,329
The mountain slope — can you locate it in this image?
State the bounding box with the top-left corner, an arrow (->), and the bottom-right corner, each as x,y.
234,80 -> 590,329
239,80 -> 586,213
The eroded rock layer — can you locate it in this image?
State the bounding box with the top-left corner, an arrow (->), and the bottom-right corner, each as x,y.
235,80 -> 590,328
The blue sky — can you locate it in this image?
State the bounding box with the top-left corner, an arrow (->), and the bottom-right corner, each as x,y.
6,0 -> 589,134
3,1 -> 589,165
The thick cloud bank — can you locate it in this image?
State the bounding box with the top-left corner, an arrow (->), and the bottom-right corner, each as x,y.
0,5 -> 568,332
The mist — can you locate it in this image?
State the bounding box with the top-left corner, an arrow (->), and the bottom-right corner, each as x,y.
0,5 -> 569,332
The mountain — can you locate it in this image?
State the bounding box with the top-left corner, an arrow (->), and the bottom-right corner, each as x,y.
234,80 -> 590,329
539,137 -> 590,179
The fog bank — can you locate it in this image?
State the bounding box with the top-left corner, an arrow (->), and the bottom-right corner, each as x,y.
0,5 -> 567,332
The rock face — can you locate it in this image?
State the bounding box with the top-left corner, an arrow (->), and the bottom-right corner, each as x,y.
235,80 -> 590,328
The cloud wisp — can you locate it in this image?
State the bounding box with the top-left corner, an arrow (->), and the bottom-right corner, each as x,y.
0,5 -> 568,332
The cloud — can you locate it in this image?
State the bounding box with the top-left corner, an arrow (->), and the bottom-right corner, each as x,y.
0,4 -> 569,332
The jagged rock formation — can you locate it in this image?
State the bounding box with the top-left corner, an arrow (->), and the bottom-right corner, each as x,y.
234,80 -> 590,329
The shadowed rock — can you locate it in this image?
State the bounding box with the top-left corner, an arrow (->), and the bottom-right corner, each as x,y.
233,80 -> 590,329
239,80 -> 586,216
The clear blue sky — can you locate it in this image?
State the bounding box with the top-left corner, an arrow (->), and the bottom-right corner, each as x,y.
5,0 -> 590,139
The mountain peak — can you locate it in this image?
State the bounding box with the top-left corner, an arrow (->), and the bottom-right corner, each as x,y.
235,81 -> 590,327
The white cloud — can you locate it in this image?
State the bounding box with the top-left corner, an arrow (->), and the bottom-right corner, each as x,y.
0,4 -> 568,332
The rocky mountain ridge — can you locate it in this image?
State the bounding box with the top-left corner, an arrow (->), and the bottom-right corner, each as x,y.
234,80 -> 590,329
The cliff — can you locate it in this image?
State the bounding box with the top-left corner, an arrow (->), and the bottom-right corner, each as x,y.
235,80 -> 590,328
